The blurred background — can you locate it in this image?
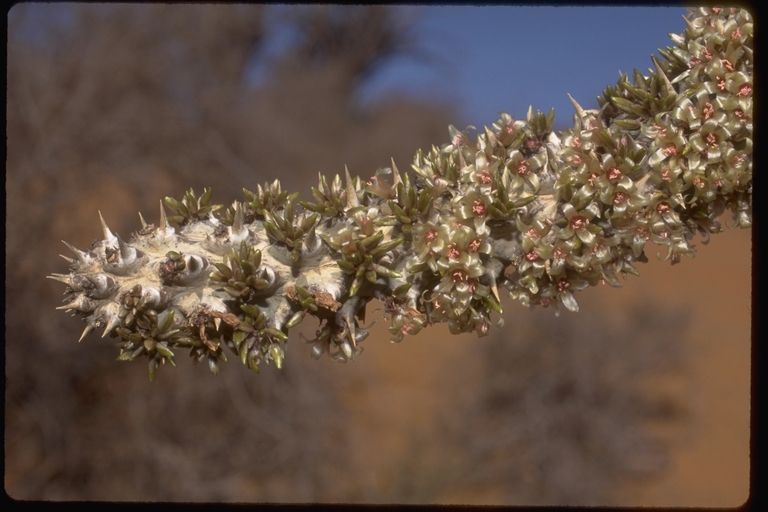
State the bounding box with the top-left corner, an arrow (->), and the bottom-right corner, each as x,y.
6,4 -> 750,505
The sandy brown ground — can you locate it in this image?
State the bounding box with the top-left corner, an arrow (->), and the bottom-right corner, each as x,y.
619,224 -> 751,507
336,223 -> 751,506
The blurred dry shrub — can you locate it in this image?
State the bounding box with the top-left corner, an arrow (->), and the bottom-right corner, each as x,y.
6,4 -> 692,504
6,4 -> 452,501
374,303 -> 692,505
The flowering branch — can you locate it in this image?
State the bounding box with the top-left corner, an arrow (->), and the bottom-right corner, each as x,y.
49,7 -> 752,380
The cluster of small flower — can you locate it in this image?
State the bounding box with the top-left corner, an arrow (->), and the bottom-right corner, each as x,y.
49,7 -> 752,378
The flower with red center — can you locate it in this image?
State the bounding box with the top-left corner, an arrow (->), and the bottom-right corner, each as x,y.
451,269 -> 467,282
661,169 -> 673,182
738,84 -> 751,97
707,133 -> 718,147
657,203 -> 670,213
526,250 -> 538,262
723,59 -> 734,72
570,216 -> 587,230
732,28 -> 741,40
478,169 -> 492,184
546,275 -> 588,311
457,191 -> 492,231
689,58 -> 701,68
694,177 -> 705,189
571,155 -> 581,164
702,48 -> 713,61
517,161 -> 530,175
703,102 -> 714,119
717,78 -> 726,90
433,223 -> 490,278
614,192 -> 626,204
560,202 -> 599,245
663,145 -> 677,157
408,221 -> 447,273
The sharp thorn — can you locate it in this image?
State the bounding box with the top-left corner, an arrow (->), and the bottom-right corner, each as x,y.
59,254 -> 75,263
159,200 -> 170,231
303,224 -> 320,253
391,158 -> 402,186
47,273 -> 71,285
138,211 -> 148,228
232,201 -> 244,233
63,295 -> 96,312
651,55 -> 675,97
669,32 -> 685,46
99,211 -> 116,242
491,282 -> 501,303
345,165 -> 359,210
61,240 -> 88,262
345,317 -> 357,347
79,324 -> 95,343
117,234 -> 131,259
214,317 -> 221,331
101,315 -> 121,338
683,14 -> 696,33
567,93 -> 586,119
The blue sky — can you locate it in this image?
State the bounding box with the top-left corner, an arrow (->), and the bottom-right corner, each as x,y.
351,6 -> 688,131
13,4 -> 689,133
